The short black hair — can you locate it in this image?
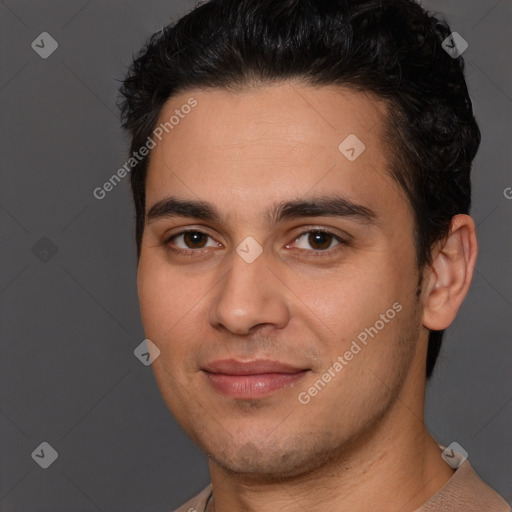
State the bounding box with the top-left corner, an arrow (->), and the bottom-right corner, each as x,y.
119,0 -> 481,378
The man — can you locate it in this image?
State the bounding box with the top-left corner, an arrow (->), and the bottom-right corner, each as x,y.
119,0 -> 510,510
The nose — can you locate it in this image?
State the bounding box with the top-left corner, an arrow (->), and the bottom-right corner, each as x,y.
207,248 -> 291,335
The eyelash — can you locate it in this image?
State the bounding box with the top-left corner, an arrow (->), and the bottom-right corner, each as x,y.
163,228 -> 347,258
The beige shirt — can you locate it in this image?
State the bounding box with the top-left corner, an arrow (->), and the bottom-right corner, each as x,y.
174,460 -> 511,511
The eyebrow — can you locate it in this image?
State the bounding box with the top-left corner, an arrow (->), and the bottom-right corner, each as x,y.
146,195 -> 377,225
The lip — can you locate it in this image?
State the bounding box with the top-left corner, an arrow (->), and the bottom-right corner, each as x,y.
202,359 -> 309,399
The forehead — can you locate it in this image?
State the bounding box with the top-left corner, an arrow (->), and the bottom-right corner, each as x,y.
144,83 -> 406,222
152,83 -> 388,153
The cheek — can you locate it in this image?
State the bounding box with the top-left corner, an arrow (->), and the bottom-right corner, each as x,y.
314,264 -> 392,319
137,258 -> 184,338
318,262 -> 416,353
136,257 -> 208,369
137,266 -> 164,333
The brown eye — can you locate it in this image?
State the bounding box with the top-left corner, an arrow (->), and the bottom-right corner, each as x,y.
167,230 -> 220,252
182,231 -> 209,248
293,230 -> 342,252
307,232 -> 334,250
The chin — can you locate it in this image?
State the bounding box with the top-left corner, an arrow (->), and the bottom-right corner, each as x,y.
204,432 -> 345,482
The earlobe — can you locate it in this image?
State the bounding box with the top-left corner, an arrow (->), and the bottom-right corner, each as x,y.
422,214 -> 478,331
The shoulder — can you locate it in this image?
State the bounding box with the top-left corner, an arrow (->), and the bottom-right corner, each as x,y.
417,460 -> 511,512
173,484 -> 212,512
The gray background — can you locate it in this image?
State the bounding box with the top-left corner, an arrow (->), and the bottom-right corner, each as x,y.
0,0 -> 510,510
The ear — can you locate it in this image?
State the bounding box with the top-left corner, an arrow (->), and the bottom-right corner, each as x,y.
422,214 -> 478,331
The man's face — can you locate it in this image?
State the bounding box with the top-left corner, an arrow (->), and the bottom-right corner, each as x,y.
137,83 -> 427,478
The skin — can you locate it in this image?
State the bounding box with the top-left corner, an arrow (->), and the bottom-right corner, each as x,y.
137,83 -> 478,511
